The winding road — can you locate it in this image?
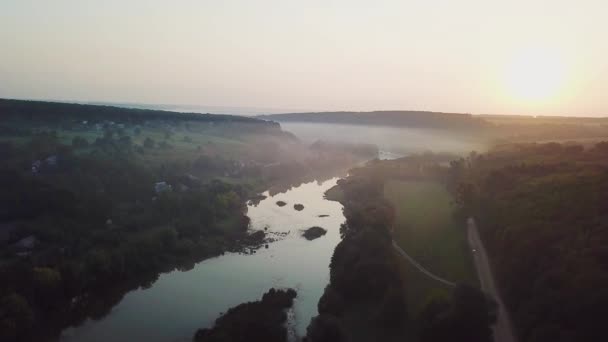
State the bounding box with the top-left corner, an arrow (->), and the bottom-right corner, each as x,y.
467,218 -> 517,342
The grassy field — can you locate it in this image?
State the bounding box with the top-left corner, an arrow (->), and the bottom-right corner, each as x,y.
384,180 -> 476,314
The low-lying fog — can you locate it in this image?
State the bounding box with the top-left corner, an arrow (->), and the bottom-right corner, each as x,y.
279,122 -> 487,156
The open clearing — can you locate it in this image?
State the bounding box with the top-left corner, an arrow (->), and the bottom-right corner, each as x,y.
384,180 -> 476,313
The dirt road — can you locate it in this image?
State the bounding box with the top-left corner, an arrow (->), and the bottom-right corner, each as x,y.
467,218 -> 517,342
392,240 -> 456,287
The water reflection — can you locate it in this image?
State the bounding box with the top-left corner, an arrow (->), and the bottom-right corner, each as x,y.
61,178 -> 345,342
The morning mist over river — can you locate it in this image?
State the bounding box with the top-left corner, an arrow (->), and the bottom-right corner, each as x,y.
4,2 -> 608,342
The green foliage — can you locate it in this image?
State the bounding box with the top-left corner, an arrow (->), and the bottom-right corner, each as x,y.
71,136 -> 89,149
0,132 -> 257,341
448,142 -> 608,342
32,267 -> 62,290
385,180 -> 476,285
144,137 -> 155,148
418,284 -> 495,342
158,140 -> 172,149
0,293 -> 34,341
314,173 -> 409,341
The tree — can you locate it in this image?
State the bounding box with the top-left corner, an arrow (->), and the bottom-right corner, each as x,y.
143,137 -> 155,149
418,285 -> 495,342
376,285 -> 407,328
103,129 -> 115,140
71,136 -> 89,149
0,293 -> 34,341
32,267 -> 62,291
118,135 -> 132,146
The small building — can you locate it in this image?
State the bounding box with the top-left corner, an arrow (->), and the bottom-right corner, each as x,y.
13,235 -> 37,250
154,181 -> 173,193
31,160 -> 42,174
46,155 -> 58,166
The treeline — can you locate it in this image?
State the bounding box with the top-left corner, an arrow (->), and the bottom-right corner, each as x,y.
0,133 -> 255,341
259,110 -> 489,130
449,142 -> 608,342
0,99 -> 270,125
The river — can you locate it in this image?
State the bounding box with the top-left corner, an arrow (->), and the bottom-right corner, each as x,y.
60,177 -> 345,342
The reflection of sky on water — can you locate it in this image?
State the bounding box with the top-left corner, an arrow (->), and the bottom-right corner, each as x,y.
61,178 -> 345,342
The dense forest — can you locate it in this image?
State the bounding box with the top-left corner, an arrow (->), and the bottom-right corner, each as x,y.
448,142 -> 608,342
0,129 -> 256,341
0,99 -> 268,126
331,144 -> 608,342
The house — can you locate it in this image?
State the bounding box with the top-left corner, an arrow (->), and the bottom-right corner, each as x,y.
46,155 -> 58,166
31,160 -> 42,174
13,235 -> 37,250
155,181 -> 173,193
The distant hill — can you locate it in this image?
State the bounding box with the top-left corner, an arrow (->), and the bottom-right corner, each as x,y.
0,98 -> 272,125
258,111 -> 490,130
479,114 -> 608,126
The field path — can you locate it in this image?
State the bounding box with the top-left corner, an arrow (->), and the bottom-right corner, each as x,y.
467,218 -> 517,342
392,240 -> 456,287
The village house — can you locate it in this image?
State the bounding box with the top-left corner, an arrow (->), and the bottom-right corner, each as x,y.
155,181 -> 173,193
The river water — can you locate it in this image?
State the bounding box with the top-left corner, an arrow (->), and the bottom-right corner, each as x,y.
60,177 -> 345,342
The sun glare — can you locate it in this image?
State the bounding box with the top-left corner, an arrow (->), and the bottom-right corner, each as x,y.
504,47 -> 567,103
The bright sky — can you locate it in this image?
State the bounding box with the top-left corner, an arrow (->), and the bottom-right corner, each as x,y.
1,0 -> 607,116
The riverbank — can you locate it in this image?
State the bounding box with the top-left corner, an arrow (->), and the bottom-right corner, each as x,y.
307,175 -> 409,342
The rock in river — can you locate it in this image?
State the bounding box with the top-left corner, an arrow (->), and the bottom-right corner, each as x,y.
276,201 -> 287,207
302,226 -> 327,240
293,203 -> 304,211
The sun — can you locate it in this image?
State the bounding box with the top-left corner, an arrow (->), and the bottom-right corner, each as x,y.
504,47 -> 567,103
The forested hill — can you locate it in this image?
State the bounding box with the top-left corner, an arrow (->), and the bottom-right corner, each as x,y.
0,99 -> 274,126
258,111 -> 490,130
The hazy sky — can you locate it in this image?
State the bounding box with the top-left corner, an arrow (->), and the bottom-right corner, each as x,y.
1,0 -> 607,116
